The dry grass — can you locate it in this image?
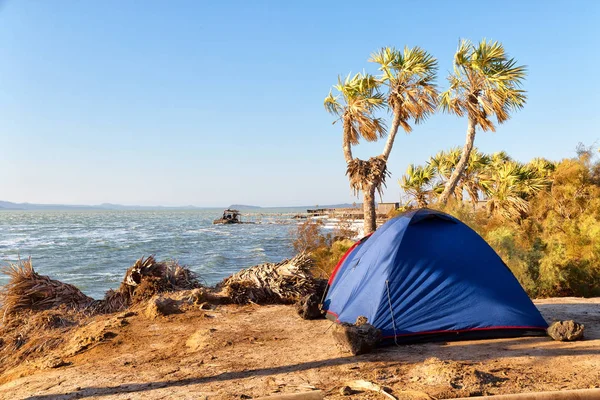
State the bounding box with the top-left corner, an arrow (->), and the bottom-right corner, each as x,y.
0,255 -> 203,375
93,255 -> 201,314
0,253 -> 319,376
0,258 -> 94,320
0,256 -> 201,318
220,253 -> 317,304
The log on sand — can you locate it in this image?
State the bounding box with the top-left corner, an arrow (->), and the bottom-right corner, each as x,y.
253,391 -> 323,400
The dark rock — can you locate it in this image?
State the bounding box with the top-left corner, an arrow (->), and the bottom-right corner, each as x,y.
547,320 -> 585,341
331,316 -> 381,355
339,385 -> 354,395
145,297 -> 181,318
295,293 -> 324,320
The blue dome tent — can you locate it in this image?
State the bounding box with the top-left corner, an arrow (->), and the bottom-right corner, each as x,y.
323,208 -> 547,343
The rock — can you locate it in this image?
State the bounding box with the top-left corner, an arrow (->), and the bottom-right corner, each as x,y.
339,385 -> 353,395
547,320 -> 585,341
295,293 -> 324,320
64,320 -> 118,355
331,316 -> 381,355
145,297 -> 181,319
40,357 -> 71,369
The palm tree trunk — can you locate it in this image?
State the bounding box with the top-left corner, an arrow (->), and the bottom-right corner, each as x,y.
439,117 -> 476,205
342,121 -> 354,164
381,106 -> 402,161
362,184 -> 377,235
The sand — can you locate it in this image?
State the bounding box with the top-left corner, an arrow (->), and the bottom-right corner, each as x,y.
0,297 -> 598,400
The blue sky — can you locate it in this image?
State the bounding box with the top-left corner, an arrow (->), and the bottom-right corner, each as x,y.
0,0 -> 598,207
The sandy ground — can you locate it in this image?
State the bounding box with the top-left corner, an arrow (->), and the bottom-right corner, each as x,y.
0,297 -> 598,400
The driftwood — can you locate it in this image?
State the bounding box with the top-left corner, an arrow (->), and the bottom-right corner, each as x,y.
220,253 -> 317,304
254,392 -> 324,400
343,380 -> 397,400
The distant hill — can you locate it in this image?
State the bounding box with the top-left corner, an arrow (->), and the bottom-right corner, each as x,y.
228,204 -> 263,210
0,200 -> 204,211
0,200 -> 361,211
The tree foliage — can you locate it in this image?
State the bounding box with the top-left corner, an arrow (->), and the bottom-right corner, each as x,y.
324,46 -> 438,234
438,39 -> 527,204
399,147 -> 600,297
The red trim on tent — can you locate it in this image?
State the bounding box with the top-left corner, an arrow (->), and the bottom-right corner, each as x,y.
382,325 -> 547,339
327,310 -> 545,335
327,233 -> 373,285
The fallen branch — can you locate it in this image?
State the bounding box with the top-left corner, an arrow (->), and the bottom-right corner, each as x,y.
344,380 -> 397,400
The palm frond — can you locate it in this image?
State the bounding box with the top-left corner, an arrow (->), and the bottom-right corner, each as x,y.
441,38 -> 527,131
370,46 -> 439,133
326,72 -> 387,144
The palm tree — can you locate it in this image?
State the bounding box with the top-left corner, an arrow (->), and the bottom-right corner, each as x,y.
400,164 -> 435,207
461,148 -> 490,206
325,47 -> 438,234
481,160 -> 549,220
438,39 -> 527,205
369,47 -> 439,160
428,148 -> 462,199
526,158 -> 556,178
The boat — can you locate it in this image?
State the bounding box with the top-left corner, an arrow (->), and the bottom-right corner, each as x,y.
213,209 -> 242,224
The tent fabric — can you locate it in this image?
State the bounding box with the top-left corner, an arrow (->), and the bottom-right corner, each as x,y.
323,208 -> 548,343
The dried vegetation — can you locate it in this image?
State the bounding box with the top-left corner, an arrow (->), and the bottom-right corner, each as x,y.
0,252 -> 323,376
220,253 -> 319,304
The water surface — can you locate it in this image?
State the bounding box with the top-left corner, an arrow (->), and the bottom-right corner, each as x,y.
0,209 -> 298,298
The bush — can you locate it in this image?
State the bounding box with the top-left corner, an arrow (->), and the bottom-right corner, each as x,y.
291,219 -> 355,279
438,156 -> 600,298
291,219 -> 331,253
309,239 -> 355,279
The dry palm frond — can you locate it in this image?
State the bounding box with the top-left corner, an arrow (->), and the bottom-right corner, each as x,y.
121,256 -> 198,292
96,256 -> 201,314
0,258 -> 94,319
0,256 -> 202,317
220,253 -> 316,304
346,155 -> 390,196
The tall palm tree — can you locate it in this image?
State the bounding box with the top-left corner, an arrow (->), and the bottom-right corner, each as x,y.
325,47 -> 438,235
369,47 -> 439,160
400,164 -> 435,207
324,73 -> 386,165
438,39 -> 527,205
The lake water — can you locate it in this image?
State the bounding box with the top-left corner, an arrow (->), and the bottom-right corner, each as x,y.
0,209 -> 302,299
